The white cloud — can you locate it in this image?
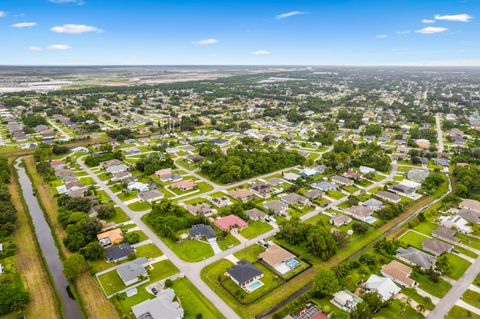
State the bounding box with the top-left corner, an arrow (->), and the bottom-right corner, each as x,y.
47,44 -> 72,50
11,22 -> 37,28
422,19 -> 435,24
49,0 -> 84,4
28,46 -> 42,51
376,34 -> 388,39
251,49 -> 270,56
0,11 -> 5,18
276,11 -> 305,19
396,30 -> 411,35
193,38 -> 219,45
435,13 -> 472,22
51,24 -> 102,34
415,26 -> 448,34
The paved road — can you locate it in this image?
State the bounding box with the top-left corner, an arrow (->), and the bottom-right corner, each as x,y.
436,113 -> 444,153
428,254 -> 480,318
48,119 -> 71,140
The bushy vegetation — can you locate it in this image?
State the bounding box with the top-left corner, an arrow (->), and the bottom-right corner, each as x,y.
135,153 -> 174,175
199,138 -> 305,183
276,217 -> 337,261
145,200 -> 206,241
107,128 -> 134,140
454,165 -> 480,200
84,151 -> 123,167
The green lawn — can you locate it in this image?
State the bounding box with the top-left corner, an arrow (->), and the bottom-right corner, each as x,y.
326,190 -> 345,199
234,244 -> 266,262
401,288 -> 435,310
127,201 -> 152,211
412,222 -> 437,236
373,300 -> 423,319
97,270 -> 127,296
462,289 -> 480,309
128,230 -> 149,242
456,233 -> 480,250
107,207 -> 130,224
118,191 -> 138,201
411,272 -> 452,298
164,237 -> 214,262
446,306 -> 480,319
240,221 -> 273,240
217,234 -> 241,251
398,230 -> 430,249
135,244 -> 163,259
173,277 -> 226,319
445,253 -> 471,280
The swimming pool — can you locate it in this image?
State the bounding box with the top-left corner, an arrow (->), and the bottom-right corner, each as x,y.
247,280 -> 264,292
364,216 -> 377,224
286,259 -> 301,269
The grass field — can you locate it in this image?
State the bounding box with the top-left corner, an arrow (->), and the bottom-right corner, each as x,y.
127,201 -> 152,211
373,300 -> 423,319
398,230 -> 430,249
8,159 -> 62,319
411,272 -> 452,298
173,277 -> 226,319
445,253 -> 471,280
134,244 -> 163,259
98,270 -> 128,296
462,289 -> 480,309
234,244 -> 266,262
446,305 -> 480,319
239,221 -> 273,239
164,237 -> 214,262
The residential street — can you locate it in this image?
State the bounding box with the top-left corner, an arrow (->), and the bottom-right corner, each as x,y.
436,113 -> 444,153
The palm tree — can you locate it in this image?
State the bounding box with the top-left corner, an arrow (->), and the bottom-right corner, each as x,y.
416,303 -> 426,314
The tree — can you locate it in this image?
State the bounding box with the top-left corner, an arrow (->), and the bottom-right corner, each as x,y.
312,269 -> 339,297
97,205 -> 115,219
63,254 -> 86,280
80,242 -> 105,260
435,255 -> 451,275
361,292 -> 383,313
125,232 -> 141,244
352,222 -> 368,234
330,310 -> 350,319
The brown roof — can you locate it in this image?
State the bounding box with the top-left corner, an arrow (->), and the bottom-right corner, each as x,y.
460,199 -> 480,213
260,244 -> 295,266
97,228 -> 124,244
422,239 -> 452,256
381,260 -> 415,287
229,188 -> 254,199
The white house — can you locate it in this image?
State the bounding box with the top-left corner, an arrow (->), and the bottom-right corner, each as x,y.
127,182 -> 150,192
364,275 -> 401,301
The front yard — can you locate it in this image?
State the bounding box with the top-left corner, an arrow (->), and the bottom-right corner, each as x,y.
239,221 -> 273,240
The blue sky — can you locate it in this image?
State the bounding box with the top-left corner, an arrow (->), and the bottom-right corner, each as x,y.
0,0 -> 478,65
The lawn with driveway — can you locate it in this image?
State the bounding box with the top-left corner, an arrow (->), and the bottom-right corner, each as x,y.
411,271 -> 452,298
240,221 -> 273,239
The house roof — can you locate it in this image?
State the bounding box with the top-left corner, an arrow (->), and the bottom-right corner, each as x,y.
432,226 -> 459,243
305,189 -> 323,199
214,215 -> 247,231
227,259 -> 263,286
172,179 -> 196,189
348,206 -> 374,218
131,288 -> 184,319
460,199 -> 480,213
376,191 -> 400,202
264,200 -> 288,212
422,239 -> 452,256
229,188 -> 254,199
139,189 -> 164,201
107,242 -> 134,261
188,224 -> 216,240
364,275 -> 400,301
458,209 -> 480,224
381,260 -> 415,287
396,247 -> 436,269
116,257 -> 147,284
245,208 -> 267,220
260,244 -> 295,266
97,228 -> 124,243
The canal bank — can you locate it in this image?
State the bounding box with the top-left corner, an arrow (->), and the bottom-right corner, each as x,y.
15,157 -> 83,319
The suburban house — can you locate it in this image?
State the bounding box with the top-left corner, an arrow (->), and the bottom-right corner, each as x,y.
330,214 -> 352,227
311,181 -> 338,191
359,166 -> 375,175
380,260 -> 417,288
155,168 -> 173,181
348,206 -> 374,222
251,182 -> 272,198
280,193 -> 310,206
407,169 -> 430,183
332,175 -> 353,186
396,247 -> 436,269
214,215 -> 248,231
97,228 -> 124,248
229,189 -> 256,202
227,259 -> 264,292
459,199 -> 480,214
362,198 -> 385,211
138,189 -> 164,203
364,275 -> 401,301
459,209 -> 480,224
106,242 -> 135,263
211,196 -> 232,208
127,182 -> 150,192
188,224 -> 216,242
432,226 -> 460,243
260,244 -> 300,275
263,200 -> 289,216
305,189 -> 323,200
171,179 -> 197,191
331,290 -> 362,312
376,191 -> 400,204
421,239 -> 453,256
266,178 -> 285,187
106,164 -> 129,174
102,159 -> 123,169
131,288 -> 184,319
245,208 -> 267,221
388,183 -> 416,198
186,203 -> 214,216
283,172 -> 300,181
116,257 -> 148,286
439,215 -> 472,234
111,171 -> 132,182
